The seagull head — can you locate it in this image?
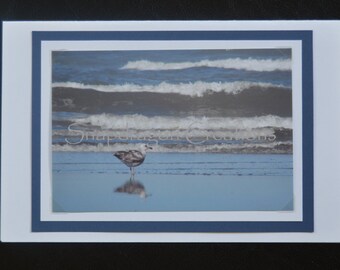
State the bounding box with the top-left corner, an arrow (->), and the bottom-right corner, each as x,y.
144,144 -> 153,150
140,144 -> 153,153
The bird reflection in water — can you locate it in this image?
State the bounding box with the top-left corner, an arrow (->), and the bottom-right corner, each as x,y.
114,179 -> 151,198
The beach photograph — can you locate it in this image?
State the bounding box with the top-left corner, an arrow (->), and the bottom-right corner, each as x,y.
51,48 -> 293,212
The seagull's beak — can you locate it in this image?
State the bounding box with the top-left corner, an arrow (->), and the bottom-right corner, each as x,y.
148,146 -> 153,150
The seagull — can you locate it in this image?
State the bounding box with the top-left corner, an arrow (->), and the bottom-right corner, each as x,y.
113,144 -> 152,179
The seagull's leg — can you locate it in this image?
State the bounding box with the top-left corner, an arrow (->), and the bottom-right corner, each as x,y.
129,167 -> 133,180
132,167 -> 135,179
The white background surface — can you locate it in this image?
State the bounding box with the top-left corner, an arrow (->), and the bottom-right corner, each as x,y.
1,21 -> 340,242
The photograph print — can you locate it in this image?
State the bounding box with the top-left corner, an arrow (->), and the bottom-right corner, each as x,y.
51,48 -> 294,213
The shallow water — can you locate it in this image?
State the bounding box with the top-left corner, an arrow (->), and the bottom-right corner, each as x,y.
52,152 -> 293,212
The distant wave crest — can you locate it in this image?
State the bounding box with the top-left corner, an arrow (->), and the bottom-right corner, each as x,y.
52,81 -> 286,97
120,58 -> 291,72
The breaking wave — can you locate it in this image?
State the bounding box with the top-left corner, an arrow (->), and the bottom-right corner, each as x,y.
70,114 -> 292,130
52,141 -> 292,154
53,127 -> 278,141
71,113 -> 292,130
52,81 -> 286,97
120,58 -> 291,72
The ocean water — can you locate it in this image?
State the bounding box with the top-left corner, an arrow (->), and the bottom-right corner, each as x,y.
51,49 -> 293,212
53,152 -> 293,212
52,49 -> 292,154
52,49 -> 292,86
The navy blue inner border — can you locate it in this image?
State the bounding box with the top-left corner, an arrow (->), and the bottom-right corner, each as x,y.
32,30 -> 313,233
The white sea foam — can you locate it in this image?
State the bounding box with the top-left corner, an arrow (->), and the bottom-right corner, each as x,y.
52,81 -> 286,97
53,126 -> 276,141
120,58 -> 291,72
52,141 -> 292,153
70,114 -> 292,130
